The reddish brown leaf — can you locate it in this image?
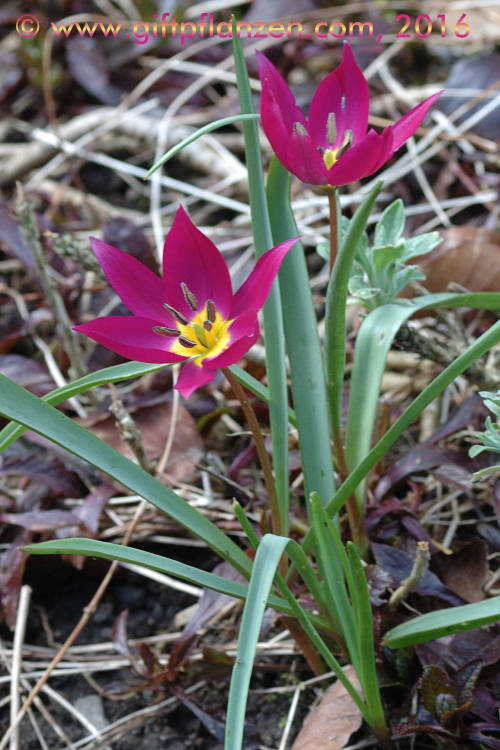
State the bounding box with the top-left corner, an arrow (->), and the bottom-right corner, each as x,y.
431,539 -> 489,603
372,543 -> 463,605
291,665 -> 363,750
66,37 -> 122,105
0,355 -> 55,396
0,530 -> 30,628
0,509 -> 82,533
78,397 -> 203,482
417,226 -> 500,294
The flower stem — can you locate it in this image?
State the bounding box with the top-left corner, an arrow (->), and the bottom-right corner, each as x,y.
326,187 -> 349,482
327,188 -> 339,274
223,367 -> 283,538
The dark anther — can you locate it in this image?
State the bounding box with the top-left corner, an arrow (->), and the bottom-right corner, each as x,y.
294,122 -> 308,136
327,113 -> 337,146
181,282 -> 198,311
337,129 -> 353,159
178,335 -> 197,348
164,303 -> 188,325
206,299 -> 216,323
153,326 -> 179,337
203,320 -> 213,331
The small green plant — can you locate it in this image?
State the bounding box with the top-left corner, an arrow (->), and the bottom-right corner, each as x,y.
469,389 -> 500,476
347,198 -> 442,310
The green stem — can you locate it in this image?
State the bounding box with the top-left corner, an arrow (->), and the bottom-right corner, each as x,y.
324,183 -> 382,554
327,188 -> 339,274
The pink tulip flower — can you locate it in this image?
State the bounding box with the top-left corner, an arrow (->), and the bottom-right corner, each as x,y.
256,43 -> 441,188
74,206 -> 297,398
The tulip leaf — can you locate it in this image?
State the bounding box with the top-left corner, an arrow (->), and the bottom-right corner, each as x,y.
331,315 -> 500,519
0,374 -> 252,577
145,114 -> 260,177
232,23 -> 290,536
0,361 -> 170,454
324,182 -> 382,463
266,158 -> 336,507
225,534 -> 289,750
346,292 -> 500,515
299,316 -> 500,557
383,596 -> 500,648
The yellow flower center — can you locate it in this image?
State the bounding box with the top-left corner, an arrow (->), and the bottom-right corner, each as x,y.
321,126 -> 353,171
170,305 -> 232,367
323,147 -> 339,170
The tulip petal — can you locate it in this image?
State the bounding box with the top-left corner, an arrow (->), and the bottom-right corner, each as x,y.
286,127 -> 329,184
90,238 -> 170,322
326,128 -> 394,186
256,51 -> 308,174
390,91 -> 442,151
162,206 -> 232,320
308,42 -> 369,149
231,239 -> 298,318
176,361 -> 216,398
74,317 -> 186,364
204,311 -> 259,370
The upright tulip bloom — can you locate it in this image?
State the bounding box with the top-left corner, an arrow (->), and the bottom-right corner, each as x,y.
75,206 -> 297,398
257,43 -> 441,188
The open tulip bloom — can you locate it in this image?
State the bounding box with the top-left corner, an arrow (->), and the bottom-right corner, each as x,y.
257,42 -> 441,188
74,206 -> 298,398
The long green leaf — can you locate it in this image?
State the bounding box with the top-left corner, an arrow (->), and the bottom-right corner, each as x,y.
346,543 -> 388,741
346,291 -> 500,513
300,317 -> 500,555
0,374 -> 251,577
23,537 -> 323,622
266,158 -> 336,507
145,114 -> 260,176
324,182 -> 382,451
225,534 -> 289,750
232,26 -> 289,535
329,317 -> 500,518
310,494 -> 356,661
0,361 -> 169,454
383,595 -> 500,648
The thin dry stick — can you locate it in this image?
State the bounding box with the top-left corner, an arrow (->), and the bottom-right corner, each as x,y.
389,541 -> 430,611
222,367 -> 281,536
10,585 -> 31,750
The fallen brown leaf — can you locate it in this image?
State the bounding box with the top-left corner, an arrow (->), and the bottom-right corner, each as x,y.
417,226 -> 500,293
79,397 -> 204,482
291,665 -> 363,750
432,539 -> 489,603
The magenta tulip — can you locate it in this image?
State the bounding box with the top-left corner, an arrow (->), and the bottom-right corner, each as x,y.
74,206 -> 297,398
257,43 -> 441,188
